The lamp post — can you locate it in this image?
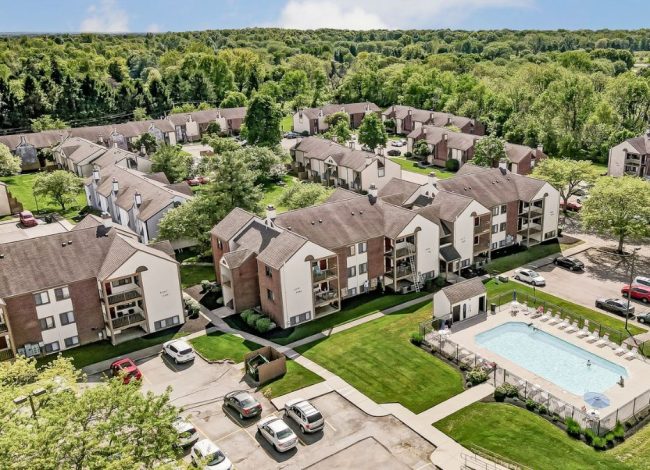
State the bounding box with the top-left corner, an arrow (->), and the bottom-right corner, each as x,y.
13,387 -> 46,423
625,247 -> 642,333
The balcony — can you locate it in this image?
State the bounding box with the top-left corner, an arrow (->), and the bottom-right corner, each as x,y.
0,323 -> 8,334
111,312 -> 146,329
394,265 -> 414,279
0,349 -> 14,361
518,222 -> 542,233
312,268 -> 337,283
314,290 -> 337,307
474,221 -> 491,234
394,242 -> 416,259
107,288 -> 142,305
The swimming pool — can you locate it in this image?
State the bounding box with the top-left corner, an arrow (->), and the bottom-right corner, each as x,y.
475,322 -> 627,395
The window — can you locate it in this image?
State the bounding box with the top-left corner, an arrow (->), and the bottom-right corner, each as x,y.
112,278 -> 131,287
265,265 -> 272,278
501,204 -> 507,214
378,166 -> 385,177
461,259 -> 470,268
359,263 -> 368,274
217,239 -> 223,250
474,217 -> 480,226
358,242 -> 367,253
43,341 -> 60,354
491,224 -> 498,234
544,230 -> 557,240
64,336 -> 79,348
348,287 -> 358,296
154,315 -> 180,331
473,236 -> 479,245
347,244 -> 356,257
34,291 -> 50,306
290,312 -> 311,326
59,311 -> 75,326
54,287 -> 70,301
499,240 -> 506,247
500,222 -> 507,232
347,266 -> 356,277
39,316 -> 55,331
267,289 -> 275,301
491,242 -> 498,249
492,207 -> 499,216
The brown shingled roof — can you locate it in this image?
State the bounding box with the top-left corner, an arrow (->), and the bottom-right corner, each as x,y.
211,208 -> 255,241
441,278 -> 486,304
293,136 -> 379,172
256,231 -> 307,269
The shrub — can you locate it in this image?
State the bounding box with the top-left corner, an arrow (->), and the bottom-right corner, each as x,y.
525,399 -> 537,411
255,317 -> 272,333
583,428 -> 596,445
494,388 -> 506,402
200,280 -> 212,292
592,436 -> 607,450
301,130 -> 309,137
565,418 -> 582,438
538,404 -> 548,415
605,432 -> 615,446
268,321 -> 277,331
613,421 -> 625,441
246,313 -> 262,328
410,332 -> 424,346
445,159 -> 460,172
433,276 -> 446,288
495,383 -> 519,399
466,367 -> 489,385
404,151 -> 413,158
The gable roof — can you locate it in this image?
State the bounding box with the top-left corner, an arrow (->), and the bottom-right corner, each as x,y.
418,190 -> 475,223
377,177 -> 421,206
256,231 -> 307,270
293,136 -> 379,172
211,208 -> 256,241
222,249 -> 254,269
298,102 -> 379,120
622,134 -> 650,155
409,126 -> 479,151
325,187 -> 363,203
167,107 -> 248,126
0,130 -> 66,150
57,137 -> 107,164
441,278 -> 486,304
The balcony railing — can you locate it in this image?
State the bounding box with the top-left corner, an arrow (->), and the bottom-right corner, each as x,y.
107,289 -> 141,305
312,268 -> 337,282
0,349 -> 14,361
0,323 -> 8,334
394,265 -> 414,279
395,242 -> 416,259
314,290 -> 337,306
111,312 -> 146,329
474,221 -> 491,234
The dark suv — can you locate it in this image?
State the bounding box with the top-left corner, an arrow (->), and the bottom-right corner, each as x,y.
553,256 -> 585,271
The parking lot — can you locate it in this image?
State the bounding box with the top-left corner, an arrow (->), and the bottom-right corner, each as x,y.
126,353 -> 435,469
513,248 -> 650,322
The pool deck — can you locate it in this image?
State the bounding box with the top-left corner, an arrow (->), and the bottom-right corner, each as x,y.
440,309 -> 650,417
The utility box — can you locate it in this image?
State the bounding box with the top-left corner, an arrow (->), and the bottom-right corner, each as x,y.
244,346 -> 287,385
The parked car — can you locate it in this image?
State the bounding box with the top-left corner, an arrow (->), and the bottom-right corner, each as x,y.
190,439 -> 233,470
513,268 -> 546,286
283,131 -> 300,139
186,176 -> 209,186
622,285 -> 650,304
257,416 -> 298,452
636,313 -> 650,324
361,144 -> 372,152
595,298 -> 635,317
553,256 -> 585,271
634,276 -> 650,288
163,339 -> 195,364
387,149 -> 401,156
109,358 -> 142,384
172,417 -> 199,447
284,398 -> 325,433
19,210 -> 38,227
390,139 -> 406,147
559,200 -> 582,212
224,390 -> 262,419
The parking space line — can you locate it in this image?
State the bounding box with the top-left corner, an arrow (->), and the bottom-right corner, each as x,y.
325,420 -> 337,432
415,463 -> 433,470
188,418 -> 210,440
214,427 -> 245,443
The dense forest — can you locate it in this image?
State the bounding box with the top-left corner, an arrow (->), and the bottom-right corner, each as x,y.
1,28 -> 650,162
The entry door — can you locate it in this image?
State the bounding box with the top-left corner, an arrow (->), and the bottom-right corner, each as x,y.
452,305 -> 461,322
479,295 -> 486,312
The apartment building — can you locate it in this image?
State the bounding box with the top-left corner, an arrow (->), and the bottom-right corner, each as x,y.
167,107 -> 247,142
382,105 -> 485,136
53,137 -> 153,177
437,165 -> 560,250
607,129 -> 650,180
292,102 -> 381,135
211,189 -> 439,328
84,164 -> 193,244
290,136 -> 401,191
0,215 -> 184,360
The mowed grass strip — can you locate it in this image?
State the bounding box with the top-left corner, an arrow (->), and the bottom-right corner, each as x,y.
260,360 -> 324,398
435,402 -> 633,470
190,332 -> 260,363
296,301 -> 464,413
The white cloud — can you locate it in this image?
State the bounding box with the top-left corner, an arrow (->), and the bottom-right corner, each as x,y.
80,0 -> 129,33
147,23 -> 161,33
278,0 -> 533,29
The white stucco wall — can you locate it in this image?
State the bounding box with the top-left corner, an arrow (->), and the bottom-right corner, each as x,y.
360,158 -> 401,191
433,291 -> 451,319
0,184 -> 10,216
293,113 -> 311,134
398,215 -> 439,278
490,206 -> 508,248
455,200 -> 491,264
608,142 -> 628,177
536,183 -> 560,240
34,289 -> 80,351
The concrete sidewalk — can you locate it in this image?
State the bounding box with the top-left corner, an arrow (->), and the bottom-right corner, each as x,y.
418,382 -> 494,423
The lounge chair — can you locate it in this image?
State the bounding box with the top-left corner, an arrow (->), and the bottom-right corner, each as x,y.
624,348 -> 639,361
585,334 -> 599,343
595,334 -> 610,348
614,346 -> 628,356
549,314 -> 561,326
557,319 -> 570,330
566,321 -> 579,334
577,326 -> 590,338
539,313 -> 551,322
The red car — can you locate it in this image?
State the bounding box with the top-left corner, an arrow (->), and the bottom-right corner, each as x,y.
110,358 -> 142,384
186,176 -> 209,186
622,285 -> 650,304
560,200 -> 582,212
19,210 -> 38,227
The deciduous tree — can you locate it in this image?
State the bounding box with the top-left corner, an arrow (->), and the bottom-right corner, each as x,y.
33,170 -> 82,211
244,95 -> 283,147
151,144 -> 193,183
532,158 -> 600,213
470,135 -> 506,168
358,113 -> 387,150
0,143 -> 21,176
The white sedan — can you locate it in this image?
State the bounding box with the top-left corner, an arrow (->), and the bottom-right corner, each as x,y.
190,439 -> 233,470
391,139 -> 406,147
514,268 -> 546,287
257,416 -> 298,452
162,339 -> 195,364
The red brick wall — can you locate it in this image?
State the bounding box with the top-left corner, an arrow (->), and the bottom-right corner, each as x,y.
69,278 -> 105,345
516,155 -> 532,175
231,257 -> 260,313
506,201 -> 519,238
4,293 -> 41,350
257,260 -> 284,327
333,247 -> 348,294
211,234 -> 229,283
367,236 -> 384,281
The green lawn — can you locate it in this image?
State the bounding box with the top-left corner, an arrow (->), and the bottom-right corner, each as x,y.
486,280 -> 646,338
435,402 -> 633,470
296,301 -> 464,413
281,115 -> 293,132
610,419 -> 650,469
0,173 -> 87,221
268,290 -> 429,346
261,175 -> 298,213
390,157 -> 456,179
485,241 -> 563,274
180,264 -> 215,288
37,328 -> 188,369
260,360 -> 324,398
190,331 -> 261,363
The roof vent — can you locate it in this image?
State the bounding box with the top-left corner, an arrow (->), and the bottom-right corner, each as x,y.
318,219 -> 322,223
0,254 -> 4,259
61,242 -> 67,247
311,221 -> 315,225
68,240 -> 72,245
359,210 -> 363,215
351,211 -> 355,216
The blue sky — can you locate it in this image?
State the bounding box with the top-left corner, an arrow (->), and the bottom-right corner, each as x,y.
0,0 -> 648,32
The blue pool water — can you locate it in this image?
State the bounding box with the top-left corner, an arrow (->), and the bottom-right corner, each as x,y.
475,322 -> 627,395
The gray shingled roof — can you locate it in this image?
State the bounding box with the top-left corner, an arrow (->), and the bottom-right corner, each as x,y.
440,245 -> 461,262
325,188 -> 363,203
293,136 -> 378,172
168,107 -> 248,126
418,190 -> 474,223
222,249 -> 254,269
211,208 -> 255,241
57,137 -> 107,164
441,278 -> 486,304
256,231 -> 307,270
377,177 -> 421,205
409,126 -> 479,151
299,102 -> 379,120
623,134 -> 650,155
383,105 -> 474,130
